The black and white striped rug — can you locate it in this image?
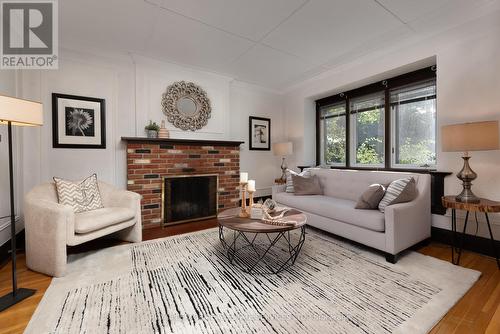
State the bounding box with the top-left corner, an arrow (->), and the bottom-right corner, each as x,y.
26,228 -> 480,334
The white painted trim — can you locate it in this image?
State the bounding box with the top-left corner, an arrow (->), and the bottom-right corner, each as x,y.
0,215 -> 22,247
0,215 -> 19,232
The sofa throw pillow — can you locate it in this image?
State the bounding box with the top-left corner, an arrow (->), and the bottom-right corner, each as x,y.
285,169 -> 311,193
378,177 -> 417,213
292,174 -> 322,195
355,184 -> 386,209
53,174 -> 104,213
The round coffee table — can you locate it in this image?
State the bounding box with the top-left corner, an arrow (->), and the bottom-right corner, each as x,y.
217,207 -> 307,274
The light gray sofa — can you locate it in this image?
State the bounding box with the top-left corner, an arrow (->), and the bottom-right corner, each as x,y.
272,168 -> 431,263
24,181 -> 142,277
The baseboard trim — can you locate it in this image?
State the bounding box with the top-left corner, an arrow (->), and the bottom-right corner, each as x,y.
431,226 -> 500,258
0,230 -> 25,268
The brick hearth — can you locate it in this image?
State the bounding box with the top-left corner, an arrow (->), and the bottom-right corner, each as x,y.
123,138 -> 243,229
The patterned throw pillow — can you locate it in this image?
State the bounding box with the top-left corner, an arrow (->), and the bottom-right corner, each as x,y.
285,169 -> 311,193
53,174 -> 104,213
378,177 -> 417,213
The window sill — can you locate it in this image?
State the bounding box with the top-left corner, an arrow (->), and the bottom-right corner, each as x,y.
326,166 -> 438,174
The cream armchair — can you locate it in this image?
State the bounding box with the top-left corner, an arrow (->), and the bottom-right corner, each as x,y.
24,181 -> 142,277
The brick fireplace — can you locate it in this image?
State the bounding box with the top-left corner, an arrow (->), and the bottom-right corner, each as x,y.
122,137 -> 243,229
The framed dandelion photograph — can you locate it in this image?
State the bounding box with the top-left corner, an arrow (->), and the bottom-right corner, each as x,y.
52,93 -> 106,148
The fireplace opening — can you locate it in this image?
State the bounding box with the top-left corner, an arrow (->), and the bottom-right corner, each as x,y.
162,174 -> 218,226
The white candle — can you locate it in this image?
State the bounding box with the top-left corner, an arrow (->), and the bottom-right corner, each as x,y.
240,172 -> 248,183
247,180 -> 256,192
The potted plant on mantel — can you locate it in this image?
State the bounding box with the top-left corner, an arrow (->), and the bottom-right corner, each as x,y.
145,121 -> 160,138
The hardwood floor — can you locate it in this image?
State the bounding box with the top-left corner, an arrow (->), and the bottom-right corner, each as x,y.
0,220 -> 498,334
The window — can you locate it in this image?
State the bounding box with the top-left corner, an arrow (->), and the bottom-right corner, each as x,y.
319,102 -> 346,166
391,79 -> 436,168
316,66 -> 436,170
350,92 -> 385,167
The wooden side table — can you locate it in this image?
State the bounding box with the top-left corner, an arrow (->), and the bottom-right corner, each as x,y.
442,196 -> 500,268
274,178 -> 286,185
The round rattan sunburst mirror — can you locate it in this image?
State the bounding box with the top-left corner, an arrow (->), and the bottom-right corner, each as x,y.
161,81 -> 211,131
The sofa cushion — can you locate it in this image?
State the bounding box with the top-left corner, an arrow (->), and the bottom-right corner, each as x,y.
274,192 -> 385,232
292,174 -> 322,195
355,184 -> 386,209
75,207 -> 135,234
285,169 -> 311,193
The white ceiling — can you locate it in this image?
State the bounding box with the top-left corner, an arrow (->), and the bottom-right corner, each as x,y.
59,0 -> 500,90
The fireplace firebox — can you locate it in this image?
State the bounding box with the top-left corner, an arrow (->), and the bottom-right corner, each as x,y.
162,174 -> 218,226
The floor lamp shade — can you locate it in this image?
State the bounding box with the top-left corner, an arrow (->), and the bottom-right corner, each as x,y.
0,95 -> 43,126
441,120 -> 499,203
0,95 -> 42,312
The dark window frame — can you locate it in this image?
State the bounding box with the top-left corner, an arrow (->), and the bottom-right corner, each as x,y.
349,90 -> 386,167
316,66 -> 437,171
317,100 -> 348,166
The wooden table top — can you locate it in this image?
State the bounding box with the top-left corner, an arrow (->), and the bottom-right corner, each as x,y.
442,196 -> 500,213
217,207 -> 307,233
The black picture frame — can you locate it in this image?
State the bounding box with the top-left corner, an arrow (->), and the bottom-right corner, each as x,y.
52,93 -> 106,149
249,116 -> 271,151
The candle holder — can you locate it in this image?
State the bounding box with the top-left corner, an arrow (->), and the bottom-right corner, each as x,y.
248,189 -> 255,212
238,182 -> 250,218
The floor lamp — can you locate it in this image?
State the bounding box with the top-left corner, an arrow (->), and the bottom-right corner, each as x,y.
0,95 -> 43,312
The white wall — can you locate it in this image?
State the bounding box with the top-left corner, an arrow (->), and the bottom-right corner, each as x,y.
16,49 -> 285,223
283,12 -> 500,238
135,55 -> 232,142
230,81 -> 286,196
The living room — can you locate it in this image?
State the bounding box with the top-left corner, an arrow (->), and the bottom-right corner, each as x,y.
1,0 -> 499,333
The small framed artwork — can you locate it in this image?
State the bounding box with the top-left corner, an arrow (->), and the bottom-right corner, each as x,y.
249,116 -> 271,150
52,93 -> 106,149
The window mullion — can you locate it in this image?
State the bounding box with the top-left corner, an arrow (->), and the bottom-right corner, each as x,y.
345,97 -> 350,168
384,88 -> 390,169
323,116 -> 327,165
315,104 -> 320,165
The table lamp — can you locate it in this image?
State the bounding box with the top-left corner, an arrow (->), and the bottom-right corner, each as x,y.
0,95 -> 43,311
272,142 -> 293,181
441,120 -> 499,203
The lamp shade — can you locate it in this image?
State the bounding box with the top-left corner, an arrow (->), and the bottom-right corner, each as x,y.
0,95 -> 43,126
272,142 -> 293,156
441,121 -> 499,152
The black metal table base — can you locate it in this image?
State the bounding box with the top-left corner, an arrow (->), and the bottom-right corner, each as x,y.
219,225 -> 306,274
451,209 -> 500,269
